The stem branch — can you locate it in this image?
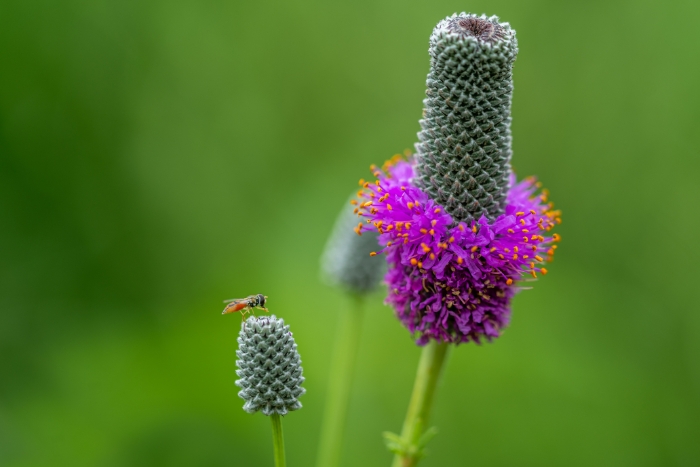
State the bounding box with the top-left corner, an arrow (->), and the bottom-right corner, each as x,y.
270,413 -> 286,467
390,341 -> 450,467
316,295 -> 365,467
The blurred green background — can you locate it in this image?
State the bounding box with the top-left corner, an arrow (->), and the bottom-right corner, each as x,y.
1,0 -> 699,465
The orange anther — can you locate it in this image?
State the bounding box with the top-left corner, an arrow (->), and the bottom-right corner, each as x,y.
369,252 -> 377,257
507,229 -> 515,234
516,211 -> 525,217
429,253 -> 435,260
429,229 -> 435,235
541,268 -> 548,275
431,220 -> 437,227
471,246 -> 478,253
457,257 -> 464,264
535,255 -> 543,262
434,208 -> 441,213
506,278 -> 513,285
407,202 -> 414,209
387,204 -> 392,210
420,228 -> 428,234
472,225 -> 477,233
410,258 -> 418,266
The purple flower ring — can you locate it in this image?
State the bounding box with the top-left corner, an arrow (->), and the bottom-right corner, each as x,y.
353,156 -> 561,345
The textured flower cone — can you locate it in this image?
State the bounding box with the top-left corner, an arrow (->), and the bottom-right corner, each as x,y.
235,316 -> 306,416
416,14 -> 518,224
355,13 -> 561,345
321,194 -> 386,294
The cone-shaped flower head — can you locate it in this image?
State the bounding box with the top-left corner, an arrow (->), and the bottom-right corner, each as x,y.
416,14 -> 518,224
235,315 -> 306,415
354,14 -> 561,345
321,194 -> 387,294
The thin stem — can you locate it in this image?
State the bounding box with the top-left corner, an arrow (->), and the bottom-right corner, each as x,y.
391,341 -> 450,467
315,294 -> 365,467
270,413 -> 286,467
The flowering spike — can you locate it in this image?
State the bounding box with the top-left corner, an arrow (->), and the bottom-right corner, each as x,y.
235,315 -> 305,416
350,14 -> 560,345
415,13 -> 518,225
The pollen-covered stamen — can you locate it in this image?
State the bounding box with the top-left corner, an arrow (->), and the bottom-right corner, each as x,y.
354,156 -> 559,343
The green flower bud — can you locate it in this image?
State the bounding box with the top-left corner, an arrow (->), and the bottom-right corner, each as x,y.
235,316 -> 305,416
321,195 -> 386,294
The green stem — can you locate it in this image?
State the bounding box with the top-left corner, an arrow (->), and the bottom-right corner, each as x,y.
315,295 -> 365,467
391,341 -> 450,467
270,413 -> 286,467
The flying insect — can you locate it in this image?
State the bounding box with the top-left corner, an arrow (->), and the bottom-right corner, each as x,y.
222,294 -> 269,321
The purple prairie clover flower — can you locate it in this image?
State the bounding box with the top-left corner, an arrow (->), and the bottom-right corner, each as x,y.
355,156 -> 561,345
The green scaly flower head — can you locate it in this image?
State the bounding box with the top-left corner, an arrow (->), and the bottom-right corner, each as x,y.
416,13 -> 518,225
321,193 -> 386,295
235,315 -> 306,416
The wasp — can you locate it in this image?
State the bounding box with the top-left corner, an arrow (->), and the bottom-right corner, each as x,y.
222,294 -> 269,321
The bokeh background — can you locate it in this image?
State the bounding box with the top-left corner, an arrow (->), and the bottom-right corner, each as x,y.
2,0 -> 699,465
